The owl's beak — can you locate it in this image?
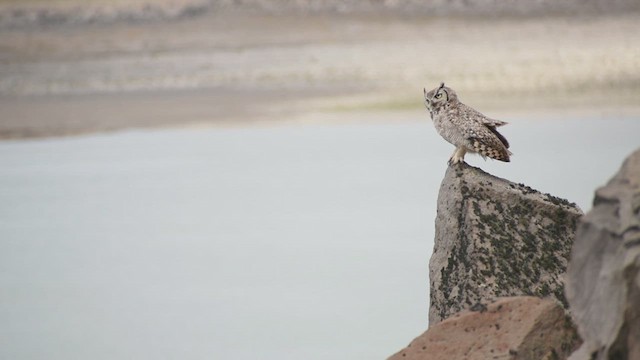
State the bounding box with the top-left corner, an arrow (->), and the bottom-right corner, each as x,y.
423,88 -> 433,110
424,98 -> 431,111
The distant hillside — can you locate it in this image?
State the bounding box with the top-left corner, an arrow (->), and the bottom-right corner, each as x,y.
0,0 -> 211,28
214,0 -> 640,16
2,0 -> 639,28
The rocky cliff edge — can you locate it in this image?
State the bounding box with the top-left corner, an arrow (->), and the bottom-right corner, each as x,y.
566,149 -> 640,360
430,163 -> 582,324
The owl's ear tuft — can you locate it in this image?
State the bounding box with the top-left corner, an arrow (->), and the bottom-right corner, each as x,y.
439,82 -> 445,90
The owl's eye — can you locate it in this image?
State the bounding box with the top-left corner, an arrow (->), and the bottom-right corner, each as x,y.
435,93 -> 442,99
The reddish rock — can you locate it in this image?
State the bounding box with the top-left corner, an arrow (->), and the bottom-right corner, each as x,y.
388,297 -> 580,360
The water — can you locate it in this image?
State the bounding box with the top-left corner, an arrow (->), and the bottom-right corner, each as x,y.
0,116 -> 638,359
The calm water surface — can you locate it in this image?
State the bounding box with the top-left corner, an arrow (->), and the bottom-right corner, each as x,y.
0,115 -> 638,359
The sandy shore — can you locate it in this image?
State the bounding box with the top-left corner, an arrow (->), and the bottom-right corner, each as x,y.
1,11 -> 639,139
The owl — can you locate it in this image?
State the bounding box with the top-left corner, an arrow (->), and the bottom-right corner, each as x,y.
423,83 -> 511,165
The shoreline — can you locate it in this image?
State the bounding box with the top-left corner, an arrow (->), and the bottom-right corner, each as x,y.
0,86 -> 354,140
2,87 -> 639,141
1,11 -> 639,140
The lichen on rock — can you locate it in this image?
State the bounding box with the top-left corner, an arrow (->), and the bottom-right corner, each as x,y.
429,163 -> 582,325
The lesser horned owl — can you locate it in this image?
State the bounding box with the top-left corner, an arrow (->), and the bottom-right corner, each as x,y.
423,83 -> 511,165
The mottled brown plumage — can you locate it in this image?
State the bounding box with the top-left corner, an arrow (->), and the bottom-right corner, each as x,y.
423,83 -> 512,164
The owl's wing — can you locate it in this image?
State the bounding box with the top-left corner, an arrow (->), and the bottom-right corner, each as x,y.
467,130 -> 511,162
486,124 -> 510,149
456,115 -> 511,161
467,126 -> 512,162
483,118 -> 508,127
461,103 -> 508,127
459,103 -> 509,148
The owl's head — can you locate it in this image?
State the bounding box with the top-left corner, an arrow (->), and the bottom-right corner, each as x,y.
423,82 -> 457,112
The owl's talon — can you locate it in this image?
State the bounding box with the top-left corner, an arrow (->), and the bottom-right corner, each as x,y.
448,157 -> 466,166
448,147 -> 467,165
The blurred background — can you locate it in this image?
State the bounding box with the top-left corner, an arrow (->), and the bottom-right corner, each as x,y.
1,1 -> 639,359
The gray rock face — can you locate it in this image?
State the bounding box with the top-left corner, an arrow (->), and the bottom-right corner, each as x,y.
566,149 -> 640,360
429,163 -> 582,325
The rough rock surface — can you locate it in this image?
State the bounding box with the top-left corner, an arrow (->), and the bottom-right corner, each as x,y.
389,296 -> 580,360
566,148 -> 640,360
429,164 -> 582,325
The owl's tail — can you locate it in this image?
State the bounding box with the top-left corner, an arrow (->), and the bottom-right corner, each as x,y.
470,137 -> 511,162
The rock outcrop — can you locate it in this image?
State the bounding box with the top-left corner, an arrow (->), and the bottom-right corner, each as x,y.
429,164 -> 583,324
389,296 -> 580,360
566,149 -> 640,360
